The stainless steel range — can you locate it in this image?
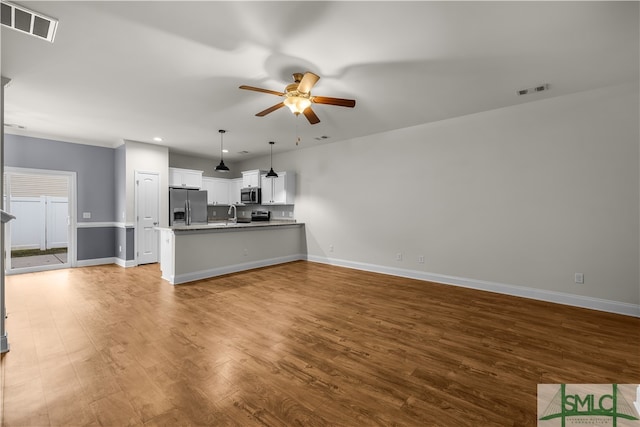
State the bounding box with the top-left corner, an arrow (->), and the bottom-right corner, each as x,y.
251,210 -> 270,222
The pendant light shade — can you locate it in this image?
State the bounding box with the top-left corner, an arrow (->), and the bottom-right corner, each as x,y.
215,129 -> 230,173
266,141 -> 278,178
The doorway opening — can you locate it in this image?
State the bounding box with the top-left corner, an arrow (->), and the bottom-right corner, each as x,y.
4,168 -> 76,274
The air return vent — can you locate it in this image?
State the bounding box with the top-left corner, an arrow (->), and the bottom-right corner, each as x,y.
1,1 -> 58,42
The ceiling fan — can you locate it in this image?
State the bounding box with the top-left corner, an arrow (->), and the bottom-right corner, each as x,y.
239,72 -> 356,125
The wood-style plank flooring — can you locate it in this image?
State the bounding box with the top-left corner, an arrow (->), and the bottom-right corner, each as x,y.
1,261 -> 638,426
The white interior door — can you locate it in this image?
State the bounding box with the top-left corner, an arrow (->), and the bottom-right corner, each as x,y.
135,171 -> 160,265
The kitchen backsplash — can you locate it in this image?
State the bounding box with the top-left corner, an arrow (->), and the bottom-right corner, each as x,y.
207,205 -> 294,221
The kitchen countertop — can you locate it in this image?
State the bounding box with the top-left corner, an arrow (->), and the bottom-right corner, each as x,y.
158,220 -> 302,232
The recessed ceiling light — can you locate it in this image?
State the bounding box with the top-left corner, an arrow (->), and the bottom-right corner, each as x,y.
153,137 -> 163,142
222,149 -> 229,153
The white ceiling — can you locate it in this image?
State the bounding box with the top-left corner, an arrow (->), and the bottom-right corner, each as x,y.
2,1 -> 638,161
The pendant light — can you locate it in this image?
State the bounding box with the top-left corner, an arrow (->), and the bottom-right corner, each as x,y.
265,141 -> 278,178
215,129 -> 230,173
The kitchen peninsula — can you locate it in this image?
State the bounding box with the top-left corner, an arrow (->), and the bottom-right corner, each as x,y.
157,221 -> 306,285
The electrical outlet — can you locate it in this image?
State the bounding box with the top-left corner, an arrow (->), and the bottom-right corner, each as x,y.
212,211 -> 216,217
119,245 -> 122,253
282,211 -> 286,217
418,255 -> 425,264
574,273 -> 584,284
82,212 -> 91,219
289,212 -> 293,218
396,252 -> 403,261
329,244 -> 334,252
243,248 -> 248,256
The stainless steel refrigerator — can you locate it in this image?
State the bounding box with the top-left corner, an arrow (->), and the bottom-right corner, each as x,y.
169,188 -> 208,226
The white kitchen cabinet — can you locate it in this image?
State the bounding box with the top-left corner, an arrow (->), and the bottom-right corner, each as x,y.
202,177 -> 229,205
202,177 -> 214,204
242,170 -> 265,188
169,167 -> 203,189
260,171 -> 295,205
228,178 -> 243,205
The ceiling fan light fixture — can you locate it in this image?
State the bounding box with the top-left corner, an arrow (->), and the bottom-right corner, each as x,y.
240,72 -> 355,124
265,141 -> 278,178
215,129 -> 230,173
283,95 -> 311,115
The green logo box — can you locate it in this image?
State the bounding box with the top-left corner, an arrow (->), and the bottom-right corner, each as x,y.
538,384 -> 640,427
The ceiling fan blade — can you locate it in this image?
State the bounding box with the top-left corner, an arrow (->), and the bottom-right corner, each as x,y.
303,107 -> 320,124
256,102 -> 285,117
297,72 -> 320,94
312,96 -> 356,108
239,85 -> 285,97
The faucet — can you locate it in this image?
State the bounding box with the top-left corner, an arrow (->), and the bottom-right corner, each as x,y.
227,204 -> 237,224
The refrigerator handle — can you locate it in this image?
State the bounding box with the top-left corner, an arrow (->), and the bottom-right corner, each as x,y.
186,200 -> 191,225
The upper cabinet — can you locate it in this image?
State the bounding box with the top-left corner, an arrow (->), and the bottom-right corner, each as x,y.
242,169 -> 265,188
202,177 -> 230,205
260,171 -> 296,205
228,178 -> 243,205
169,167 -> 203,189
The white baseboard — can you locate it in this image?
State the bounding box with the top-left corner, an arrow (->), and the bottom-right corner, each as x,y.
170,254 -> 306,285
76,257 -> 118,267
306,255 -> 640,318
77,257 -> 136,268
114,258 -> 137,268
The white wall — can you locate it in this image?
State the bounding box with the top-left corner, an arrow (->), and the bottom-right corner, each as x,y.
125,140 -> 169,226
238,83 -> 639,310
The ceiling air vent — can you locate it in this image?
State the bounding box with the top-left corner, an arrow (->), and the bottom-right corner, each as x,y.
517,84 -> 549,96
1,1 -> 58,43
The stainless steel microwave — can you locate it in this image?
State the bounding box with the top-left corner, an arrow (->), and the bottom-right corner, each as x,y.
240,187 -> 261,204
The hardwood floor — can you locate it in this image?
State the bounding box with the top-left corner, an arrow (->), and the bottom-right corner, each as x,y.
1,261 -> 638,426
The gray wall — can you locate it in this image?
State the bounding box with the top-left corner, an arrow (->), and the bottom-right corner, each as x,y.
5,134 -> 115,222
114,144 -> 126,222
115,227 -> 135,261
5,134 -> 117,261
78,227 -> 116,260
